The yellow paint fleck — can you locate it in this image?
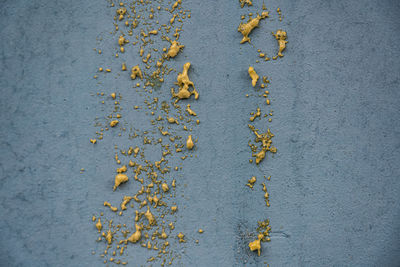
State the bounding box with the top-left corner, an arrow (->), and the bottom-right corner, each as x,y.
110,120 -> 119,127
90,139 -> 97,144
162,183 -> 169,192
272,30 -> 287,57
246,176 -> 256,188
186,135 -> 194,150
104,201 -> 118,212
238,12 -> 268,44
145,207 -> 156,225
248,66 -> 259,87
186,104 -> 197,116
249,233 -> 264,256
166,41 -> 184,58
171,62 -> 199,102
131,65 -> 143,80
127,224 -> 142,243
96,218 -> 102,232
239,0 -> 252,8
114,174 -> 129,190
177,232 -> 185,243
250,107 -> 261,121
121,196 -> 133,210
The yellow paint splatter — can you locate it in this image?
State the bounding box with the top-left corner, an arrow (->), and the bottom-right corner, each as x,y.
238,12 -> 268,44
171,62 -> 199,102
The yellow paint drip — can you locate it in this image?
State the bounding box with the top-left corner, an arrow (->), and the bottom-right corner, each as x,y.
186,135 -> 194,150
238,12 -> 268,44
171,62 -> 199,102
131,65 -> 143,80
114,174 -> 129,190
248,66 -> 259,87
272,30 -> 287,57
90,139 -> 97,144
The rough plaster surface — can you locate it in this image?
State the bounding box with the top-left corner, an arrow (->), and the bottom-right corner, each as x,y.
0,0 -> 399,266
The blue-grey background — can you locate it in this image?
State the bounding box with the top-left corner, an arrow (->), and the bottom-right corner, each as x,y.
1,0 -> 399,266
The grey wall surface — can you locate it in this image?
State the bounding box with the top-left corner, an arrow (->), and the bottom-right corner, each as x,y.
0,0 -> 399,266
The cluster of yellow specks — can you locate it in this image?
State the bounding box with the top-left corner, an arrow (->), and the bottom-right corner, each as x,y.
238,4 -> 287,64
248,124 -> 277,164
246,176 -> 257,189
248,219 -> 271,256
89,0 -> 202,265
237,1 -> 289,259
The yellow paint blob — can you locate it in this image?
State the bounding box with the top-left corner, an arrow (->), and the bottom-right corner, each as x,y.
106,230 -> 113,244
127,224 -> 142,243
116,165 -> 127,173
239,0 -> 252,8
162,183 -> 169,192
248,66 -> 259,87
166,41 -> 184,58
186,135 -> 194,150
246,176 -> 257,188
96,218 -> 102,232
272,30 -> 287,57
238,12 -> 268,44
131,65 -> 143,80
114,174 -> 129,190
177,232 -> 185,243
110,120 -> 119,127
249,233 -> 264,256
90,139 -> 97,144
171,62 -> 199,102
121,196 -> 133,210
145,207 -> 155,225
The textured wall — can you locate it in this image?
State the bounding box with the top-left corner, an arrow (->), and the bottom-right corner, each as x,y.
0,0 -> 399,266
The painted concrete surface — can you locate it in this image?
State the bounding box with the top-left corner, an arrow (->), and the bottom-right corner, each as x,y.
0,0 -> 399,266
